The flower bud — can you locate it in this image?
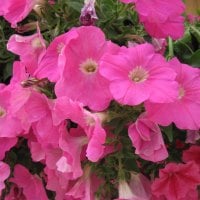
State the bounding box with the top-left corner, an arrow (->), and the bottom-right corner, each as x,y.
80,0 -> 98,26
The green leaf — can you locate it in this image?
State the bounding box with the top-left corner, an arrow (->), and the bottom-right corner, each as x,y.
163,125 -> 173,142
187,49 -> 200,67
123,157 -> 139,172
67,1 -> 83,12
3,63 -> 13,81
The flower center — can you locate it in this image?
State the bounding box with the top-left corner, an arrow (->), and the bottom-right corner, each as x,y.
80,58 -> 98,74
178,86 -> 185,99
0,106 -> 6,118
31,37 -> 42,48
129,66 -> 148,83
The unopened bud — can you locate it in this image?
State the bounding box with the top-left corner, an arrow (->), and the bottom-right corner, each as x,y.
80,0 -> 98,26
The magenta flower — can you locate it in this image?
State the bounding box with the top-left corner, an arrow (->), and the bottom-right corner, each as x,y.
0,0 -> 38,27
9,164 -> 48,200
0,86 -> 23,137
135,0 -> 185,39
145,58 -> 200,130
0,137 -> 17,160
7,25 -> 46,74
152,162 -> 200,200
35,30 -> 78,82
55,26 -> 119,111
120,0 -> 185,39
183,145 -> 200,170
0,162 -> 10,196
53,96 -> 107,162
128,114 -> 168,162
100,43 -> 178,106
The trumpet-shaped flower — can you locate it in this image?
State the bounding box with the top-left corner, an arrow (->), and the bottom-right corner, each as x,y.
100,43 -> 178,106
0,162 -> 10,196
128,114 -> 168,162
55,26 -> 119,111
152,162 -> 200,200
7,25 -> 46,74
0,0 -> 38,27
9,164 -> 48,200
120,0 -> 185,39
145,58 -> 200,130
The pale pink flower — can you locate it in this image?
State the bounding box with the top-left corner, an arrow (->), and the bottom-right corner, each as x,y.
100,43 -> 178,106
128,114 -> 168,162
55,26 -> 119,111
0,162 -> 10,195
118,179 -> 136,200
117,173 -> 152,200
9,164 -> 48,200
152,162 -> 200,200
7,25 -> 46,74
116,173 -> 152,200
65,166 -> 102,200
145,58 -> 200,130
129,173 -> 152,200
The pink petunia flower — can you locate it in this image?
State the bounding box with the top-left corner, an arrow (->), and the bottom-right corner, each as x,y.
182,145 -> 200,170
119,0 -> 185,39
34,30 -> 78,82
0,0 -> 40,27
145,58 -> 200,130
0,137 -> 17,160
117,173 -> 152,200
65,165 -> 102,200
152,162 -> 200,200
9,164 -> 48,200
55,26 -> 119,111
0,86 -> 23,137
128,114 -> 168,162
100,43 -> 178,106
53,96 -> 107,162
44,167 -> 68,200
7,25 -> 46,75
0,162 -> 10,196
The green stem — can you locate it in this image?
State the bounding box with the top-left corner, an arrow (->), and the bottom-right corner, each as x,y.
179,41 -> 194,54
167,37 -> 174,60
190,26 -> 200,38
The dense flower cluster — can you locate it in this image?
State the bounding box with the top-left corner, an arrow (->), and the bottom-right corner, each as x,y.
0,0 -> 200,200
